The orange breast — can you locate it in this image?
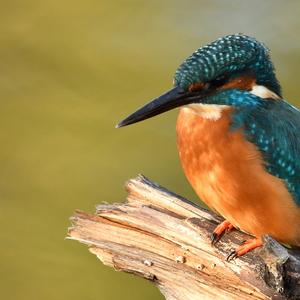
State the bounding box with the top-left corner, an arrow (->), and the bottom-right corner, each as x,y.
176,105 -> 300,246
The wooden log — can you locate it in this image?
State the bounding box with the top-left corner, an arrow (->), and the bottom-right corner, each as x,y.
67,175 -> 300,300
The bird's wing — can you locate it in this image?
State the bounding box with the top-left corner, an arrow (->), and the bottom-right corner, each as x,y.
240,100 -> 300,206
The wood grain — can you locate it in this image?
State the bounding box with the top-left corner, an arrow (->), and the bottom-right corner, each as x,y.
68,175 -> 300,300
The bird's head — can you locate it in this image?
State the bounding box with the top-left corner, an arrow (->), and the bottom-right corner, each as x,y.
117,34 -> 281,128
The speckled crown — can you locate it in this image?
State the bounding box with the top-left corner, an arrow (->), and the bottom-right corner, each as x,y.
174,34 -> 280,95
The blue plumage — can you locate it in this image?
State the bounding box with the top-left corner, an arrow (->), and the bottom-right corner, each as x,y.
172,34 -> 300,206
174,34 -> 281,96
203,89 -> 300,206
243,99 -> 300,206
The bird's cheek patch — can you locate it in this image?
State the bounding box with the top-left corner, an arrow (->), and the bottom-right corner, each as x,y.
188,82 -> 208,92
219,76 -> 256,91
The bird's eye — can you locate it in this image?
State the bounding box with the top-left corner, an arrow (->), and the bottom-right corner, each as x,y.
209,75 -> 228,88
188,75 -> 229,92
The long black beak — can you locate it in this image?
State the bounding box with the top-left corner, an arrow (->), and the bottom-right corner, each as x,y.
116,86 -> 196,128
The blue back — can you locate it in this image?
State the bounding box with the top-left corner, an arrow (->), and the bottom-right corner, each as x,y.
236,98 -> 300,206
206,90 -> 300,206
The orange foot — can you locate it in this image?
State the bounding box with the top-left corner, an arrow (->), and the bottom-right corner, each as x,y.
226,238 -> 263,261
211,220 -> 234,245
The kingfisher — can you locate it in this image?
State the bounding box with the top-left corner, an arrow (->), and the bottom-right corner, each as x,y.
116,34 -> 300,259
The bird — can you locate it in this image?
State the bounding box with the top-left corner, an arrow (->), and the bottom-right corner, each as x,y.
116,34 -> 300,260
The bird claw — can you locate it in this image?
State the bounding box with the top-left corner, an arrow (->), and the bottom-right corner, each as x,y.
211,220 -> 234,246
211,232 -> 221,245
226,238 -> 263,261
226,250 -> 238,261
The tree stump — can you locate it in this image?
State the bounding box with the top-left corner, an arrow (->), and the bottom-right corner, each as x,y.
67,175 -> 300,300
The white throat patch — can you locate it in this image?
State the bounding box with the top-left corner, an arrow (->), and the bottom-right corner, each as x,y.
184,104 -> 229,121
250,85 -> 280,100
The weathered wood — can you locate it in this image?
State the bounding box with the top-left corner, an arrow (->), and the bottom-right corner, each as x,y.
68,175 -> 300,300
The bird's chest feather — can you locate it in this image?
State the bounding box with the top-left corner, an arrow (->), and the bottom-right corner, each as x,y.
176,104 -> 300,244
176,104 -> 247,214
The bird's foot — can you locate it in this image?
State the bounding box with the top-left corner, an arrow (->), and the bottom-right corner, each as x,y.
226,238 -> 263,261
211,220 -> 234,245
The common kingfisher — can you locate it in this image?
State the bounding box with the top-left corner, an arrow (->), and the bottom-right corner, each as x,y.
116,34 -> 300,259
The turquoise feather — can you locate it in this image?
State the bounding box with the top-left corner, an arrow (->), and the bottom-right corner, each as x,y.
174,34 -> 281,96
204,89 -> 300,206
173,34 -> 300,206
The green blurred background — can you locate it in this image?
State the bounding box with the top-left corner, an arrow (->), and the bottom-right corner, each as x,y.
1,1 -> 300,299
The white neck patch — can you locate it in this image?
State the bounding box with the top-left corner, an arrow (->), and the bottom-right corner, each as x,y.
184,104 -> 229,121
183,85 -> 279,121
250,85 -> 280,100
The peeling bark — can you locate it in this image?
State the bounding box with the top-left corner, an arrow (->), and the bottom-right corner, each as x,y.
68,175 -> 300,300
